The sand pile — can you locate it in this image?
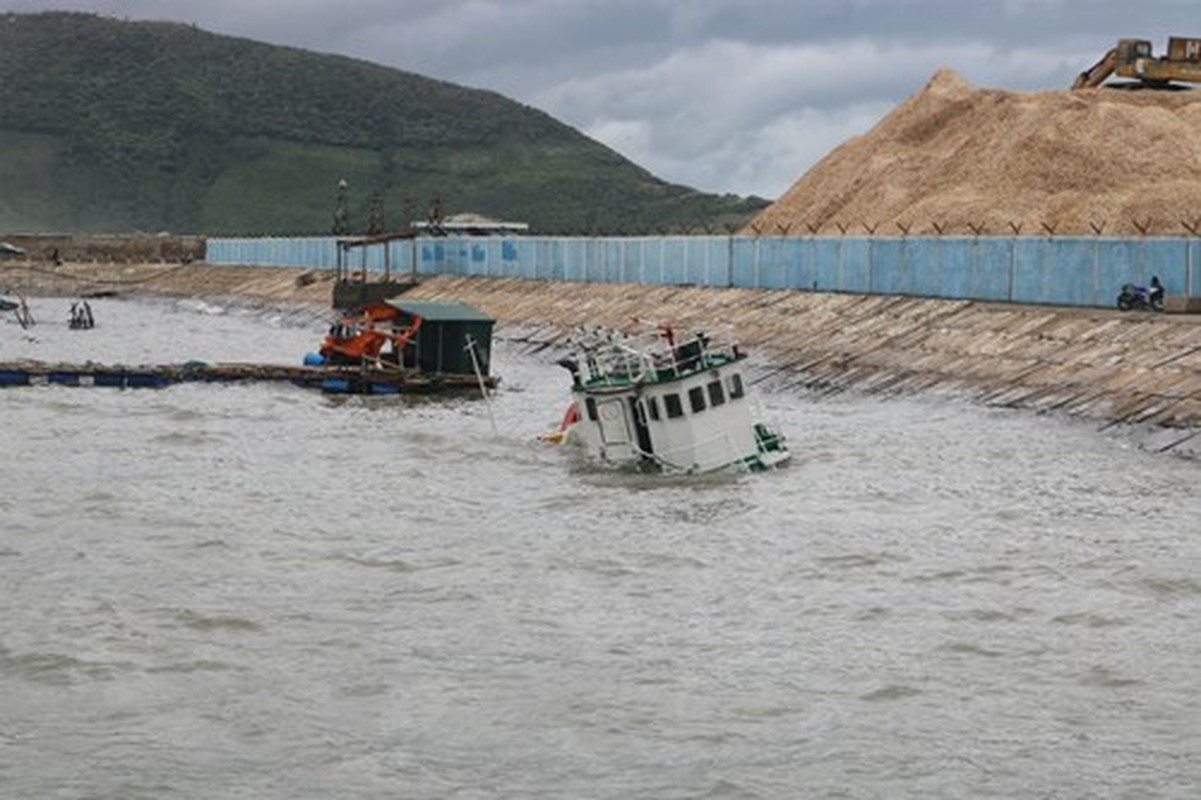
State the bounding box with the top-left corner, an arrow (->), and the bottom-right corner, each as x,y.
747,69 -> 1201,237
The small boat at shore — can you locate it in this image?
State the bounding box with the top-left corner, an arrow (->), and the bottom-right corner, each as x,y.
547,323 -> 789,474
0,294 -> 35,328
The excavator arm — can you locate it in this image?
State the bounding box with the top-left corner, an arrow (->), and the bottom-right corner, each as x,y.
1073,47 -> 1118,89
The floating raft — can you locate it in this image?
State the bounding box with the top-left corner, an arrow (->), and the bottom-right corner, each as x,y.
0,360 -> 497,395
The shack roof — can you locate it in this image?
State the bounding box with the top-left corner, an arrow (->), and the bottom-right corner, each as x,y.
386,299 -> 494,323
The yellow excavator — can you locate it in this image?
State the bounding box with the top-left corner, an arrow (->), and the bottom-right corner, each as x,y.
1073,37 -> 1201,89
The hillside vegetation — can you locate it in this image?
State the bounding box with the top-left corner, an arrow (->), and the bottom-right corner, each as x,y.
0,12 -> 766,236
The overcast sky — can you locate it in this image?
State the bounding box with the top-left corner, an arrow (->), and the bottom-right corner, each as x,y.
5,0 -> 1200,198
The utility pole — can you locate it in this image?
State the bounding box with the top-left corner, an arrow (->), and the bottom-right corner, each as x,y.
332,178 -> 350,236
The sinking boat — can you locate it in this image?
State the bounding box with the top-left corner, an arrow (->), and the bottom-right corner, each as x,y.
549,323 -> 789,474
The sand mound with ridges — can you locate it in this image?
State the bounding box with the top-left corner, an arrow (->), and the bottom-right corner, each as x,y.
746,69 -> 1201,237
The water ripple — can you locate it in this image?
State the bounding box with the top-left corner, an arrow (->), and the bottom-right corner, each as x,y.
167,610 -> 264,634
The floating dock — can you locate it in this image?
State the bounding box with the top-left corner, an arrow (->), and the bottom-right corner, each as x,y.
0,360 -> 496,395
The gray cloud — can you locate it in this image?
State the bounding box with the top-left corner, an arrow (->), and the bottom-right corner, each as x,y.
4,0 -> 1199,196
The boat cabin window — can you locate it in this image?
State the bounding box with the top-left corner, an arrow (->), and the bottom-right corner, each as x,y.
585,397 -> 599,421
645,396 -> 661,421
664,393 -> 684,419
688,386 -> 706,414
727,373 -> 745,400
707,380 -> 725,407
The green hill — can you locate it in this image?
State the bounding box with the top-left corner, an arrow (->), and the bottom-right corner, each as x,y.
0,11 -> 768,236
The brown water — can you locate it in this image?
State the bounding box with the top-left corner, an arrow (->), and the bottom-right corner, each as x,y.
1,297 -> 1199,799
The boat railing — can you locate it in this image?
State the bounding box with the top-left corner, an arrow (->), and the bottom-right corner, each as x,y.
573,327 -> 658,386
655,324 -> 741,378
586,345 -> 653,385
753,422 -> 787,456
573,323 -> 744,386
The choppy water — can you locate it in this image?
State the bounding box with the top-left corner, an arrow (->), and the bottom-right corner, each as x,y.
2,297 -> 1199,799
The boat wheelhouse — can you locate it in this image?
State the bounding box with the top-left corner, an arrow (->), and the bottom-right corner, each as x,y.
553,324 -> 789,474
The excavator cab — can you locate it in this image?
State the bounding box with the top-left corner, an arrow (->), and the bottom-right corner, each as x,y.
1116,39 -> 1153,65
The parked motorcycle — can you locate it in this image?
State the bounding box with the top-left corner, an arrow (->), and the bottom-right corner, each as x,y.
1116,276 -> 1164,312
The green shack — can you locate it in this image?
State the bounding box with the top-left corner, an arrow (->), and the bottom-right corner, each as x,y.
385,299 -> 495,378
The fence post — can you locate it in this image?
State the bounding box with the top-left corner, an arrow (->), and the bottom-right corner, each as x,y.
1007,237 -> 1016,303
727,235 -> 735,289
1181,236 -> 1191,299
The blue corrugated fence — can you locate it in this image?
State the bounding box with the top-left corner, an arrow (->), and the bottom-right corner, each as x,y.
205,234 -> 1199,308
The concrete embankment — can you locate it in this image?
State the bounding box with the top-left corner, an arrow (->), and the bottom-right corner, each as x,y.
6,260 -> 1201,452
